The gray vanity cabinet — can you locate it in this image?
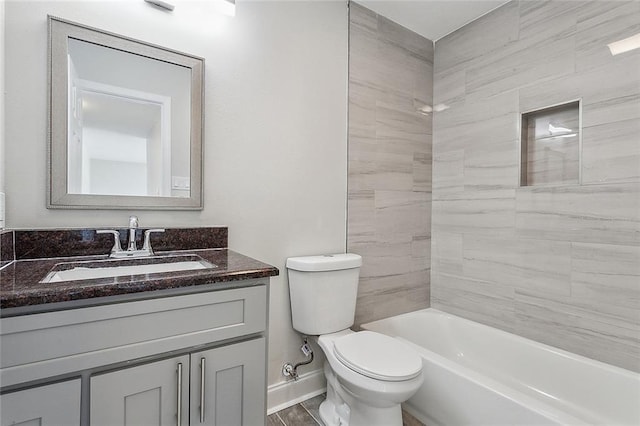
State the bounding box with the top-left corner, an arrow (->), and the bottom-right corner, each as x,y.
90,337 -> 266,426
90,355 -> 191,426
189,338 -> 266,426
0,379 -> 81,426
1,283 -> 269,426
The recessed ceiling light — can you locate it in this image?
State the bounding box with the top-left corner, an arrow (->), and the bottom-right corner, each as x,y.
144,0 -> 175,11
607,33 -> 640,56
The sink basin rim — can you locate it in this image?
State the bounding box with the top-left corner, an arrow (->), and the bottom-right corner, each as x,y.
40,254 -> 217,283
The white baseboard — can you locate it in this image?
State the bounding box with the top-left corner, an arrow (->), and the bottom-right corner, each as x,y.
267,369 -> 326,415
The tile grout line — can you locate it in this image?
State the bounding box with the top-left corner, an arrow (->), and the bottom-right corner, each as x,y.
301,403 -> 322,426
274,412 -> 287,426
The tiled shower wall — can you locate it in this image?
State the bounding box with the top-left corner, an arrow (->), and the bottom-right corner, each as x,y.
431,1 -> 640,372
347,3 -> 433,326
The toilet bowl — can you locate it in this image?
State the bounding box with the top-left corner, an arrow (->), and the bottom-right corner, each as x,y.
286,254 -> 424,426
315,330 -> 423,426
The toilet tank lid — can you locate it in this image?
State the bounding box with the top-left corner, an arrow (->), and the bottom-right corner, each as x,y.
286,254 -> 362,272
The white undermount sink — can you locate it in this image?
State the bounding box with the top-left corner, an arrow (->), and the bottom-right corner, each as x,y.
41,255 -> 216,283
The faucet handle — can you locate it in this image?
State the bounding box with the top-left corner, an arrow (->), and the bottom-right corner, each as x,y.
97,229 -> 123,255
143,228 -> 165,255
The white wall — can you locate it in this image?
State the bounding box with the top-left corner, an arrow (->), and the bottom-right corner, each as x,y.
4,0 -> 348,406
0,0 -> 5,229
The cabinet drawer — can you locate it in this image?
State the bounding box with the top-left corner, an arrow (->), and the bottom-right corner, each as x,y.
1,379 -> 81,426
1,283 -> 266,387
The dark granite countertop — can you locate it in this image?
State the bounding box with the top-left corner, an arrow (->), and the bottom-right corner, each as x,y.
0,249 -> 279,313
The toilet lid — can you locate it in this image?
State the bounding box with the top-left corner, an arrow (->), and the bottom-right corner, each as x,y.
333,331 -> 422,381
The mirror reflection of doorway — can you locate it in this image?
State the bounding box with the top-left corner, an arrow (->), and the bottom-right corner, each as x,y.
67,76 -> 171,197
82,127 -> 151,197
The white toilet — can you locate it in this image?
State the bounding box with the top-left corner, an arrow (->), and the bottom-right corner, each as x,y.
286,253 -> 423,426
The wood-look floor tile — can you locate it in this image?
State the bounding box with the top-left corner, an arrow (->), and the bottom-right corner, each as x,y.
277,404 -> 320,426
300,393 -> 326,425
402,408 -> 426,426
272,395 -> 425,426
267,413 -> 285,426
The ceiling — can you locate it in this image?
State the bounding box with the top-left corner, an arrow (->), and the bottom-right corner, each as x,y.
356,0 -> 510,42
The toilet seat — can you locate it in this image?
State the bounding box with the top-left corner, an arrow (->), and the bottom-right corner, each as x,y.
333,331 -> 422,382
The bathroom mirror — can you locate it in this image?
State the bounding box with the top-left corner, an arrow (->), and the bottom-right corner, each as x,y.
48,16 -> 204,210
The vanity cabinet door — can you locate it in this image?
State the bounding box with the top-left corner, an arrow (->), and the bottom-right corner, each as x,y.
190,337 -> 267,426
0,379 -> 81,426
90,354 -> 190,426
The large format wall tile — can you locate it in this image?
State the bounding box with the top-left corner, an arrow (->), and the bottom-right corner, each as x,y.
575,1 -> 640,72
515,183 -> 640,246
434,0 -> 520,72
432,149 -> 465,196
432,189 -> 516,237
432,0 -> 640,372
356,271 -> 430,326
431,272 -> 515,331
519,53 -> 640,185
582,119 -> 640,184
431,231 -> 463,276
348,3 -> 433,325
571,242 -> 640,319
513,290 -> 640,372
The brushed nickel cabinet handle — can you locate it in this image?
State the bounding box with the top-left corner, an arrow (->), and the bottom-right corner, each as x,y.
177,362 -> 183,426
200,357 -> 206,423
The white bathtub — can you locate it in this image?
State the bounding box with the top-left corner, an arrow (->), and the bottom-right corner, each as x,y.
362,308 -> 640,426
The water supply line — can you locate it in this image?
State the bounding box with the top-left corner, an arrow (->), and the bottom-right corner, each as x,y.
282,337 -> 314,380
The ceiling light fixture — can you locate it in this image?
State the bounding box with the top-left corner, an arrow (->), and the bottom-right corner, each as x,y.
220,0 -> 236,17
144,0 -> 175,11
144,0 -> 235,17
607,32 -> 640,56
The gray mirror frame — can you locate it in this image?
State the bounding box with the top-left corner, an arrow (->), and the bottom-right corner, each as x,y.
48,16 -> 204,210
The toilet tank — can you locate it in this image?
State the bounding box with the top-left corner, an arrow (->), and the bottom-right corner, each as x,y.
286,254 -> 362,335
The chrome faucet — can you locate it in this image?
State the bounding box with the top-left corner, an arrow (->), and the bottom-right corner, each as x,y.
97,216 -> 165,258
96,229 -> 123,257
128,215 -> 139,251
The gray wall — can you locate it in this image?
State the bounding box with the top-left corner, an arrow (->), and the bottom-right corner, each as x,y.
431,0 -> 640,372
347,3 -> 433,326
3,0 -> 348,405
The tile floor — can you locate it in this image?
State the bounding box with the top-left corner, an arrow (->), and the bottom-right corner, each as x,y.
268,394 -> 323,426
268,393 -> 425,426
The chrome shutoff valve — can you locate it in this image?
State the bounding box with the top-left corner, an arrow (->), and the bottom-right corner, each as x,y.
282,363 -> 297,380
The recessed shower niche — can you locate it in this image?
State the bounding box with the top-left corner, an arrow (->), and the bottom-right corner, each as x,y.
520,101 -> 581,187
